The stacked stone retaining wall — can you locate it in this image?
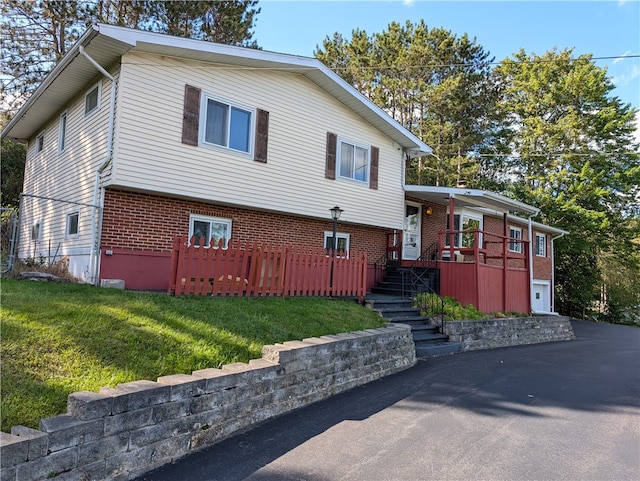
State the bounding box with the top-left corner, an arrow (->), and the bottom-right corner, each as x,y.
438,316 -> 575,351
1,325 -> 415,481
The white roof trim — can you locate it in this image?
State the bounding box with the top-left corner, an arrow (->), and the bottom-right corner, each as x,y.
2,23 -> 432,156
404,185 -> 540,215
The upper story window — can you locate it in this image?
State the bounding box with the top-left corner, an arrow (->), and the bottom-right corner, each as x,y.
201,95 -> 253,154
182,85 -> 269,163
35,131 -> 45,154
535,233 -> 547,257
85,82 -> 101,116
338,139 -> 369,183
189,214 -> 232,248
509,226 -> 523,253
325,132 -> 379,189
59,112 -> 68,153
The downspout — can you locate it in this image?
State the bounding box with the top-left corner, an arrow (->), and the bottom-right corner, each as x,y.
551,231 -> 567,313
526,210 -> 541,313
80,45 -> 116,286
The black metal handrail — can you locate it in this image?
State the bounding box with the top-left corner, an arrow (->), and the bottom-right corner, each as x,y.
399,243 -> 446,333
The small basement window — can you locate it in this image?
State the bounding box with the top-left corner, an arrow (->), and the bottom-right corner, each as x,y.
189,215 -> 232,248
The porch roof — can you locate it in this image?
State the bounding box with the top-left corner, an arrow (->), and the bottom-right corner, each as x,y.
404,185 -> 540,215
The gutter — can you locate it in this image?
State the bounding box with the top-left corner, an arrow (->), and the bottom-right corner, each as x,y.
551,231 -> 568,313
80,45 -> 116,286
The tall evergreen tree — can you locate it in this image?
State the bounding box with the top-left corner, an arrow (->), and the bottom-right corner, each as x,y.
492,49 -> 640,317
315,20 -> 497,187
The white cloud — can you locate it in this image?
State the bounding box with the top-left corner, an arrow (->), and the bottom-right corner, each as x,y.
613,51 -> 633,65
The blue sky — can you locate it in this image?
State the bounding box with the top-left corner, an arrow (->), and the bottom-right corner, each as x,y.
254,0 -> 640,111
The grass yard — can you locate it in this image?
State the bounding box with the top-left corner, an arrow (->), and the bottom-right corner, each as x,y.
0,279 -> 385,432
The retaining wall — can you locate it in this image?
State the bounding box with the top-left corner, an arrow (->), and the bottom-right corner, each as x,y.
1,325 -> 415,481
439,316 -> 575,351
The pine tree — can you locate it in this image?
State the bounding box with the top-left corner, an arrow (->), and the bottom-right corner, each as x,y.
492,48 -> 640,317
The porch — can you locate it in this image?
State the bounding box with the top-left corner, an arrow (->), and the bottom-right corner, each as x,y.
396,185 -> 541,314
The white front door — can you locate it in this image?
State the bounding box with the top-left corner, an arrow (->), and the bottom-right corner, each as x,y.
532,281 -> 551,313
403,203 -> 421,260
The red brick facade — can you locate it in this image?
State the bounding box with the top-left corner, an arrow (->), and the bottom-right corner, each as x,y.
101,188 -> 391,261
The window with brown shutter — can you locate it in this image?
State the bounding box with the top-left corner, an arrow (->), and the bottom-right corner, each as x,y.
325,132 -> 337,179
369,146 -> 379,190
254,109 -> 269,163
182,84 -> 201,146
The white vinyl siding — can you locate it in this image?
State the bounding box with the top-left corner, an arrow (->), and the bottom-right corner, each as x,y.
19,68 -> 118,280
114,52 -> 405,230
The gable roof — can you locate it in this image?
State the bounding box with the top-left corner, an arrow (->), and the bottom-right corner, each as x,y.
2,23 -> 431,157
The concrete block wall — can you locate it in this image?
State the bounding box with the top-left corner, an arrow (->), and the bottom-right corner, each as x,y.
0,325 -> 415,481
439,316 -> 575,351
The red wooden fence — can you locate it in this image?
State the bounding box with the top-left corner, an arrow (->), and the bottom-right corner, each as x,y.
168,236 -> 367,300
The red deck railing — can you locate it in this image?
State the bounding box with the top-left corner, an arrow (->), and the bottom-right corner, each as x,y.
168,236 -> 367,300
437,229 -> 531,314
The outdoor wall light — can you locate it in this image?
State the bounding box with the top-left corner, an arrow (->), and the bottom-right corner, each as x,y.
425,206 -> 433,216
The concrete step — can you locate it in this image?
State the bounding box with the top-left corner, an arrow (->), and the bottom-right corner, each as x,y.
415,341 -> 462,358
412,331 -> 449,342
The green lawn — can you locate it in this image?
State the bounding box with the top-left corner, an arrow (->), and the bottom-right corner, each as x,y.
0,279 -> 385,432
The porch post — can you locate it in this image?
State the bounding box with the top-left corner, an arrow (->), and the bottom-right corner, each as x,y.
503,212 -> 508,312
448,196 -> 455,259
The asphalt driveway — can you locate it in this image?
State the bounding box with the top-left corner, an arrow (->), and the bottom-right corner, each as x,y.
137,321 -> 640,481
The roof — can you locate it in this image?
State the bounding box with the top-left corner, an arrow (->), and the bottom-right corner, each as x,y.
404,185 -> 540,215
2,24 -> 431,156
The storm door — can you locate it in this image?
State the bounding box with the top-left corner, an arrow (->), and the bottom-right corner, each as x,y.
402,203 -> 421,260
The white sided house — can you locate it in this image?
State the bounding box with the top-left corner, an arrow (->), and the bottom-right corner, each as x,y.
3,24 -> 567,314
2,24 -> 430,289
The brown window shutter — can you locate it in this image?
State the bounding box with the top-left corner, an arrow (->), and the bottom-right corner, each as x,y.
325,132 -> 337,179
182,84 -> 201,146
369,146 -> 379,190
254,109 -> 269,163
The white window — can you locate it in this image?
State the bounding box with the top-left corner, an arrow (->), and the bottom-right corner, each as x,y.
324,231 -> 350,255
509,226 -> 523,253
189,215 -> 232,248
66,211 -> 79,237
35,131 -> 45,154
338,138 -> 369,183
59,112 -> 68,152
85,82 -> 101,116
535,233 -> 547,257
31,221 -> 41,241
201,94 -> 253,153
445,211 -> 483,248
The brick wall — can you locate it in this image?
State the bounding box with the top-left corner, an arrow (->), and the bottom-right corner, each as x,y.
102,189 -> 390,262
0,325 -> 416,481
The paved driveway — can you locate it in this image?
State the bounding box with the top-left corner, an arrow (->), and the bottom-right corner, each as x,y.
137,321 -> 640,481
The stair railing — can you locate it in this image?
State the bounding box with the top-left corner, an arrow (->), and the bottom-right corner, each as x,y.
401,243 -> 446,333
